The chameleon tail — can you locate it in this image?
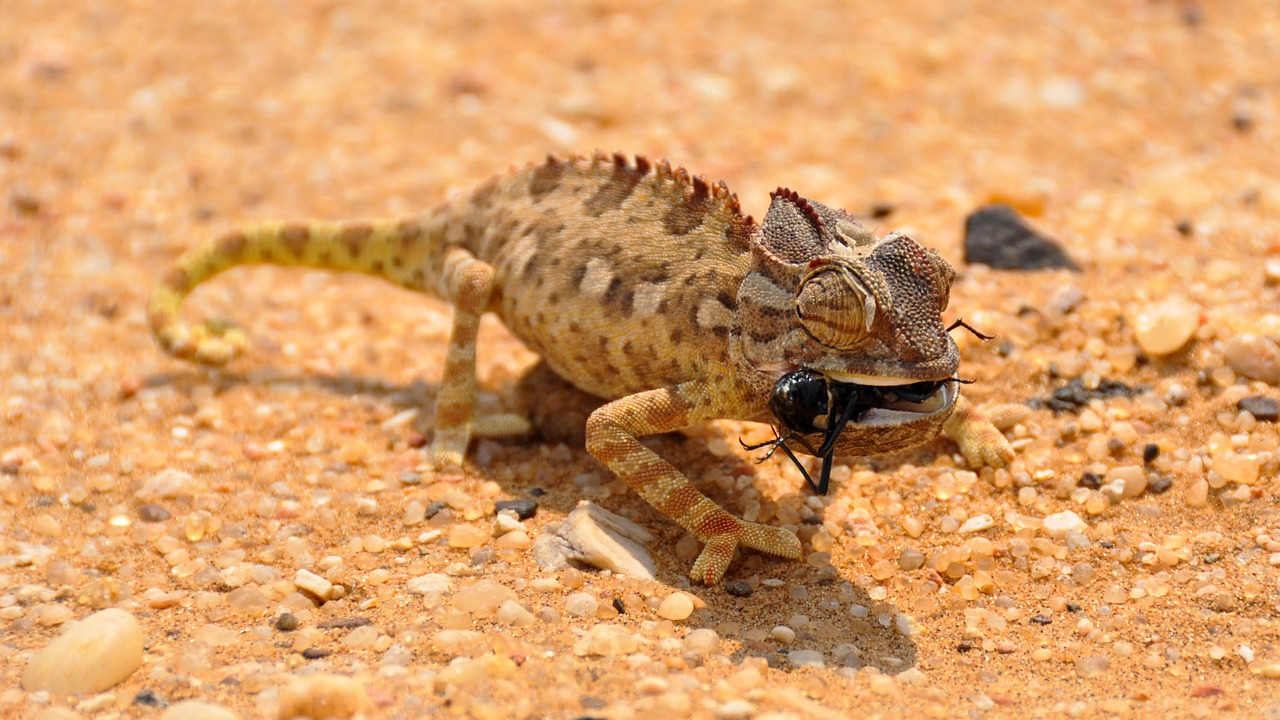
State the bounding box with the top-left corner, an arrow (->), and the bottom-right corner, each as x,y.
148,217 -> 444,365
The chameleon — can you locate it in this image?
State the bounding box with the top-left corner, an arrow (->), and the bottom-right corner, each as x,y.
149,151 -> 1014,584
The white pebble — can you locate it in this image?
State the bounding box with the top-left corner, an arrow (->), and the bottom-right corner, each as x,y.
494,600 -> 536,626
22,609 -> 144,694
958,514 -> 995,533
657,592 -> 695,621
565,592 -> 599,617
406,573 -> 451,596
1131,298 -> 1198,356
277,674 -> 371,718
160,700 -> 240,720
770,625 -> 796,643
293,569 -> 334,600
1042,510 -> 1088,539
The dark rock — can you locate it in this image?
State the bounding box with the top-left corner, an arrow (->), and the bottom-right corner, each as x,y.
136,503 -> 171,523
1143,443 -> 1160,464
274,612 -> 299,632
1030,614 -> 1052,625
301,648 -> 331,659
964,205 -> 1080,271
1079,472 -> 1103,489
1030,377 -> 1137,414
495,498 -> 539,520
132,689 -> 162,707
317,617 -> 372,630
1147,474 -> 1174,494
1066,602 -> 1083,612
612,597 -> 626,614
424,500 -> 447,519
723,580 -> 753,598
1238,395 -> 1280,422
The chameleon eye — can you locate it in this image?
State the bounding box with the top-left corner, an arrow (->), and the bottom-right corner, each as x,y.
796,268 -> 876,349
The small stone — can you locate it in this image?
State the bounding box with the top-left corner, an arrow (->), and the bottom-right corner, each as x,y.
316,617 -> 372,630
494,498 -> 539,520
22,609 -> 144,694
275,613 -> 299,632
578,623 -> 640,656
293,569 -> 334,601
963,205 -> 1080,271
277,674 -> 371,718
723,580 -> 753,598
1076,655 -> 1111,678
770,625 -> 796,644
453,579 -> 517,616
565,592 -> 599,617
1104,465 -> 1148,499
494,600 -> 535,626
227,587 -> 270,613
898,548 -> 925,571
786,649 -> 826,669
1042,510 -> 1087,539
1224,334 -> 1280,384
1079,472 -> 1103,489
684,628 -> 721,655
406,573 -> 451,596
448,524 -> 489,548
160,700 -> 240,720
1131,298 -> 1199,356
657,592 -> 696,621
1238,396 -> 1280,422
958,514 -> 994,533
136,504 -> 171,522
533,502 -> 656,580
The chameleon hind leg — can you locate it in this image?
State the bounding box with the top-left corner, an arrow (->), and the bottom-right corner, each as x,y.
428,247 -> 530,468
585,381 -> 802,585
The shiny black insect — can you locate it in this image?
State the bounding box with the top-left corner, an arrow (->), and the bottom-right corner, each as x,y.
742,369 -> 948,495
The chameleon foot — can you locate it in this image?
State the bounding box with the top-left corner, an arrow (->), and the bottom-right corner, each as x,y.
690,519 -> 802,585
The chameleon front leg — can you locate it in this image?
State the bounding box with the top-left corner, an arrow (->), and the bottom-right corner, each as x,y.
428,247 -> 530,468
585,381 -> 802,584
943,395 -> 1015,468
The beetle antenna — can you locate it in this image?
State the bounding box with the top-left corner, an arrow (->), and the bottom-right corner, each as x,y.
947,318 -> 994,341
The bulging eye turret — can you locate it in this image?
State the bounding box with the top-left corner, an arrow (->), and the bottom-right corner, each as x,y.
796,267 -> 876,349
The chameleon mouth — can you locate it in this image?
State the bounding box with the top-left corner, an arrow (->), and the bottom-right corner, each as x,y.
742,370 -> 958,495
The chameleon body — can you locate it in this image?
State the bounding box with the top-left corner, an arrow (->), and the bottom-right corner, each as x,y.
150,152 -> 1013,584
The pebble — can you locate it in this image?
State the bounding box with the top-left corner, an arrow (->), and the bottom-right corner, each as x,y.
293,569 -> 335,601
494,498 -> 539,520
533,502 -> 656,580
160,700 -> 240,720
657,592 -> 696,621
136,503 -> 171,522
22,608 -> 144,694
277,674 -> 371,718
1042,510 -> 1088,539
406,573 -> 451,596
1238,396 -> 1280,422
786,650 -> 826,669
275,613 -> 299,632
448,524 -> 489,548
1131,298 -> 1198,356
723,580 -> 753,598
565,592 -> 599,617
715,700 -> 756,720
1076,655 -> 1111,678
770,625 -> 796,644
453,579 -> 517,616
684,628 -> 721,655
963,204 -> 1080,271
958,514 -> 994,533
494,599 -> 536,626
577,623 -> 640,656
1224,334 -> 1280,384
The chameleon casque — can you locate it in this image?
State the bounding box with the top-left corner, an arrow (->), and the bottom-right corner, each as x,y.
149,151 -> 1013,584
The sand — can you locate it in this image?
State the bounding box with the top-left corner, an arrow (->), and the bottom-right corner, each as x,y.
2,1 -> 1280,718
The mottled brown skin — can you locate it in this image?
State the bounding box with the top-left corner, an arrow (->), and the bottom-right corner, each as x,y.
149,151 -> 1013,584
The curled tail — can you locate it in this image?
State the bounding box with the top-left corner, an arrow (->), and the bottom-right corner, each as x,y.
149,217 -> 444,365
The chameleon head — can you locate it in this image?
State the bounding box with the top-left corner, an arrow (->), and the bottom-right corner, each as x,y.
735,187 -> 959,384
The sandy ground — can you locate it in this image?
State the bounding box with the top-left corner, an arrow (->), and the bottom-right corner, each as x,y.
3,1 -> 1280,718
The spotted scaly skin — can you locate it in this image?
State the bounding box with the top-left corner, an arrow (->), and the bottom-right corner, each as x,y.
149,152 -> 1014,584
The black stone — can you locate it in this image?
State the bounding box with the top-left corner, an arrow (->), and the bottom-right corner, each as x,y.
963,205 -> 1080,271
301,648 -> 331,659
1030,614 -> 1052,625
1031,376 -> 1137,414
274,612 -> 299,632
723,580 -> 753,598
1238,395 -> 1280,422
1066,602 -> 1083,612
495,498 -> 539,520
529,486 -> 547,497
957,640 -> 977,653
424,500 -> 447,519
1148,474 -> 1174,495
612,597 -> 626,614
1143,443 -> 1161,464
136,503 -> 171,522
133,689 -> 162,707
1079,472 -> 1103,489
